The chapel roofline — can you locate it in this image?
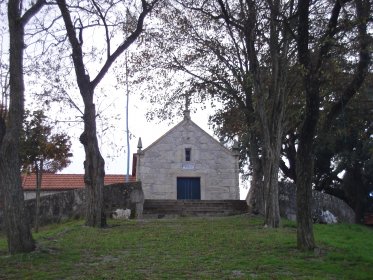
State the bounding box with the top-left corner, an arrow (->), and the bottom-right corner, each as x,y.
138,116 -> 236,157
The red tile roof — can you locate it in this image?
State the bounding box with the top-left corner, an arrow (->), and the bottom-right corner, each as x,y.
22,173 -> 137,191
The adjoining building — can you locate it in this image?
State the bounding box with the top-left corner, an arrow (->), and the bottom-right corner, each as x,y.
22,174 -> 135,200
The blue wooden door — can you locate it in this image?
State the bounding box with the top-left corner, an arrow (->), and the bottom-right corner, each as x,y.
177,177 -> 201,200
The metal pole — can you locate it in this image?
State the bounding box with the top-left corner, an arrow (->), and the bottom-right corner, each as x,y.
125,50 -> 130,183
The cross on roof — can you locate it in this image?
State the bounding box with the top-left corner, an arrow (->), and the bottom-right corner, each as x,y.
184,93 -> 191,120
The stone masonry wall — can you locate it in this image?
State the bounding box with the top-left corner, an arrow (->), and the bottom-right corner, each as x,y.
279,182 -> 355,223
137,119 -> 240,200
0,182 -> 143,231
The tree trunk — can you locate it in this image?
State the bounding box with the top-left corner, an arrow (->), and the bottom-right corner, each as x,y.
262,143 -> 281,228
296,131 -> 315,251
343,167 -> 366,224
0,0 -> 35,253
295,53 -> 318,251
295,73 -> 318,251
246,107 -> 283,228
0,117 -> 5,144
246,133 -> 264,215
81,99 -> 106,228
246,0 -> 288,228
296,138 -> 316,250
0,158 -> 35,253
295,0 -> 317,251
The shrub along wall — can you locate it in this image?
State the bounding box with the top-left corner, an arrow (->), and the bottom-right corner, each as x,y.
0,182 -> 144,231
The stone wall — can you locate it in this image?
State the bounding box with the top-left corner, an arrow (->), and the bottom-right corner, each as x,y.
0,182 -> 144,231
103,183 -> 144,219
137,118 -> 240,200
278,182 -> 355,223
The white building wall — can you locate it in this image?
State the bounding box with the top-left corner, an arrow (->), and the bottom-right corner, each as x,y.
23,190 -> 61,200
137,119 -> 240,200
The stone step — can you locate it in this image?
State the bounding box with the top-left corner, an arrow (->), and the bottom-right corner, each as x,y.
144,204 -> 247,210
144,205 -> 246,211
144,200 -> 246,206
143,199 -> 248,217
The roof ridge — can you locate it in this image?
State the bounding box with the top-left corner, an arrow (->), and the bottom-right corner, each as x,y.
140,118 -> 234,155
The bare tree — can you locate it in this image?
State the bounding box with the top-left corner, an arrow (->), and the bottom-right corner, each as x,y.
0,0 -> 46,254
56,0 -> 158,227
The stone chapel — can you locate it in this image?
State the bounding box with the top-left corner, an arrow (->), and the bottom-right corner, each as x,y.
134,110 -> 240,200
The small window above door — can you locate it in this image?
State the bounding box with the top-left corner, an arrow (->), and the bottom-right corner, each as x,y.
185,148 -> 191,161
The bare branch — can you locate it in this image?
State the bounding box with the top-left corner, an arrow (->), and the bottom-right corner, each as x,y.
57,0 -> 89,91
21,0 -> 46,27
91,0 -> 159,89
91,0 -> 111,58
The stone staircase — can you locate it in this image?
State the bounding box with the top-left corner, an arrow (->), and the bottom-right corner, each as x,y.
143,199 -> 248,218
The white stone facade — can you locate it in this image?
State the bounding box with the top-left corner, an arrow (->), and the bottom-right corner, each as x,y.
136,116 -> 240,200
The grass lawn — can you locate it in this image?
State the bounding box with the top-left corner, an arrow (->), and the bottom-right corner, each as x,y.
0,215 -> 372,279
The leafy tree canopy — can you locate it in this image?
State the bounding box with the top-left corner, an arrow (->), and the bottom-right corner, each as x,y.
20,110 -> 72,173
